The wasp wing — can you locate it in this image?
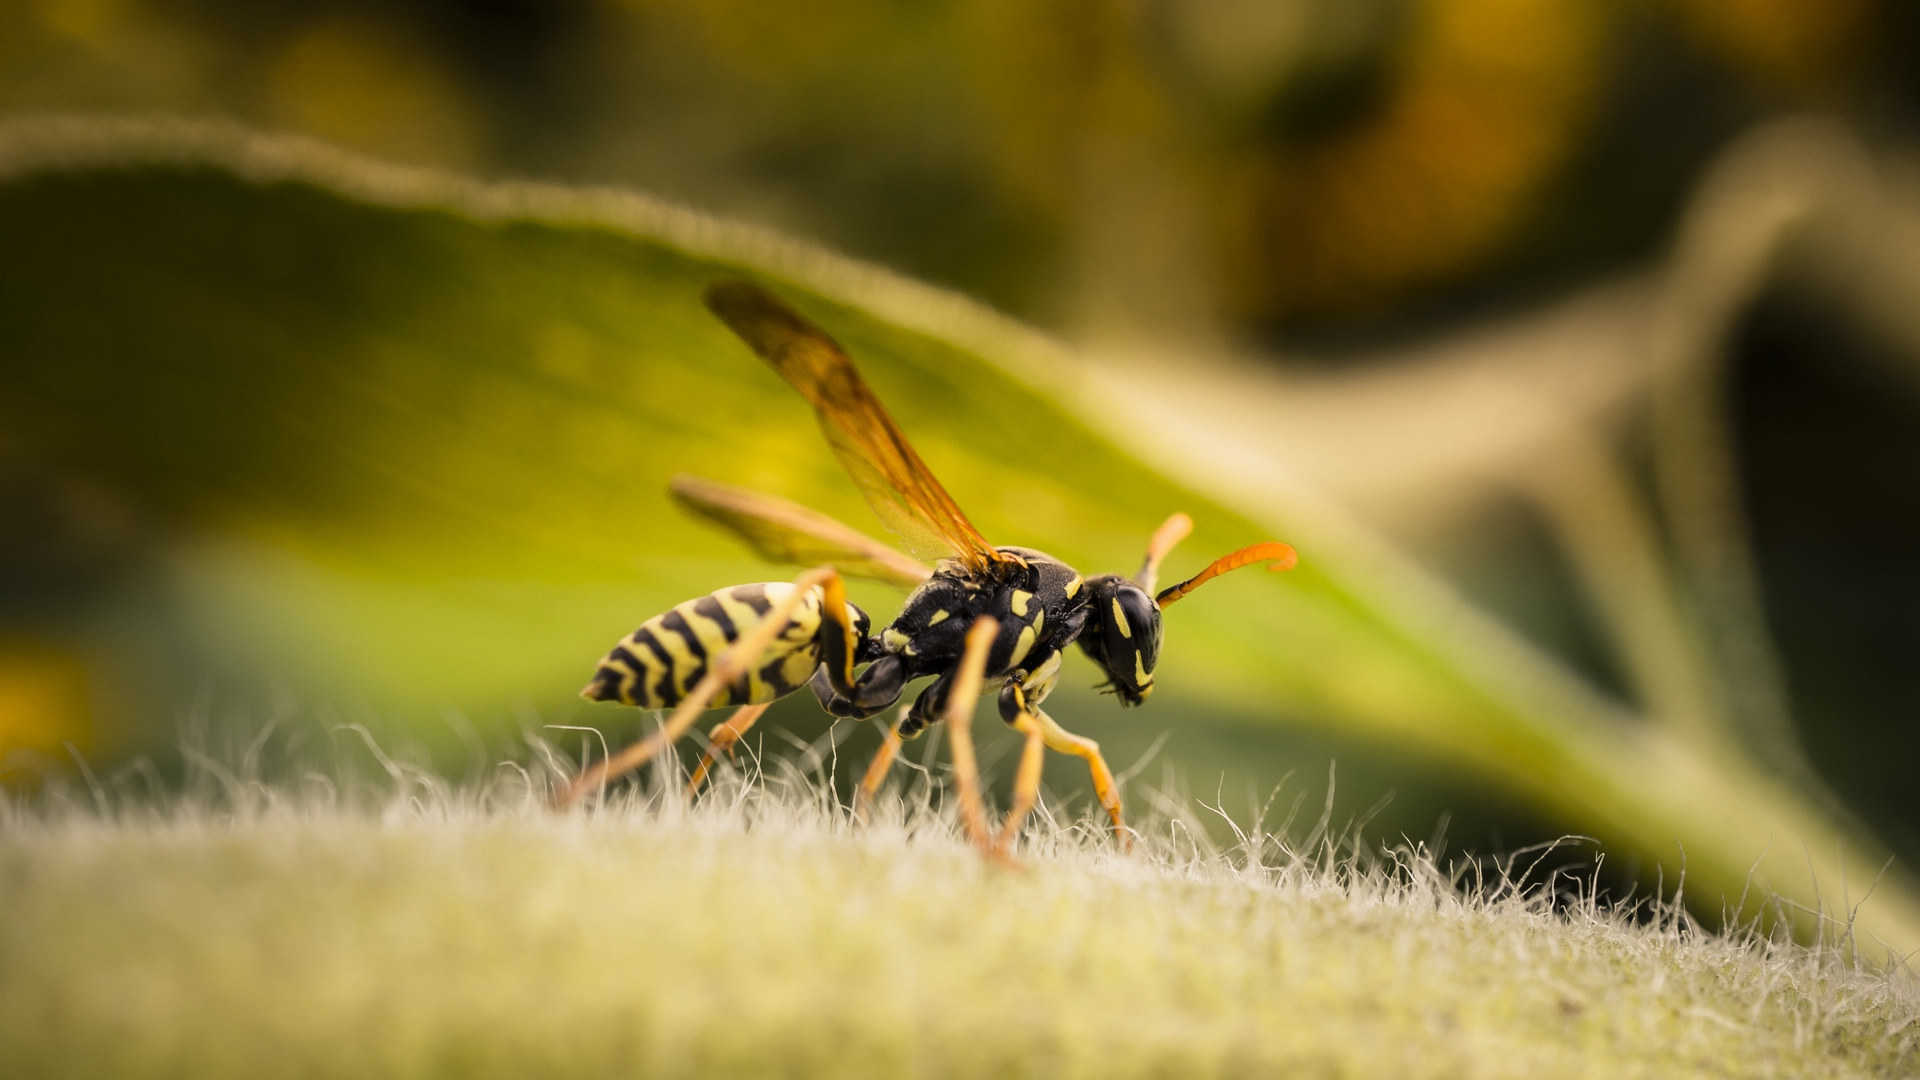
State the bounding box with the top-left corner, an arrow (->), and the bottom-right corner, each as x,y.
704,281 -> 1009,576
670,474 -> 933,588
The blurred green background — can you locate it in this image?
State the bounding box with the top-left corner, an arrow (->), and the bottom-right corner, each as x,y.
4,0 -> 1920,948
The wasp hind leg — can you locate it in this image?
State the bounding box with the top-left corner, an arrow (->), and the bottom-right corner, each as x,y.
555,566 -> 845,810
852,709 -> 909,824
686,702 -> 773,794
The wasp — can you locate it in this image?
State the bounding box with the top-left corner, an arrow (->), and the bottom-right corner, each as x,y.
557,281 -> 1296,856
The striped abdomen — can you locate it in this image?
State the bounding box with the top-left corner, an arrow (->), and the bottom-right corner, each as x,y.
582,583 -> 869,710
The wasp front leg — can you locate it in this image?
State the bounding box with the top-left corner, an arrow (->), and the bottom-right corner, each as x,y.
995,653 -> 1130,852
686,702 -> 773,794
853,709 -> 910,823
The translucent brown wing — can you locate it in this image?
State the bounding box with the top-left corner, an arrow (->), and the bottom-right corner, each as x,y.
669,474 -> 932,588
703,281 -> 1009,575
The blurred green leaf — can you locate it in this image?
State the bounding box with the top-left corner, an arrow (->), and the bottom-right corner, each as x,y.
2,119 -> 1916,962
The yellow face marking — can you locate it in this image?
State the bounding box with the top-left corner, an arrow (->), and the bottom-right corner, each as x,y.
1134,653 -> 1152,685
1011,590 -> 1033,617
1064,575 -> 1082,599
1111,598 -> 1131,638
1008,624 -> 1038,669
1033,608 -> 1045,633
927,609 -> 950,626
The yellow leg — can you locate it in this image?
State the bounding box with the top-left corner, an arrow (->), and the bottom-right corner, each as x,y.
995,712 -> 1045,855
555,566 -> 836,810
941,617 -> 1001,858
853,711 -> 908,823
999,708 -> 1130,853
816,571 -> 861,695
1039,710 -> 1128,851
686,702 -> 773,794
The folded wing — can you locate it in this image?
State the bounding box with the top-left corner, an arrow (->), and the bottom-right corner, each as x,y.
703,280 -> 1011,577
670,474 -> 932,588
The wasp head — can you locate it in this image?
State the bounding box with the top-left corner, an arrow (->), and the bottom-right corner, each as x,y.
1078,574 -> 1161,706
1077,513 -> 1299,708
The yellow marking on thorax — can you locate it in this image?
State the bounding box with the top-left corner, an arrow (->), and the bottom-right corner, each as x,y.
927,609 -> 950,626
1064,575 -> 1082,599
1008,624 -> 1038,669
1024,651 -> 1063,706
1111,598 -> 1131,638
882,627 -> 912,652
1010,590 -> 1033,617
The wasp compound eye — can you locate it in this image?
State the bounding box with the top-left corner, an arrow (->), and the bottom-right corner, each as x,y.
1106,582 -> 1161,703
1077,576 -> 1159,705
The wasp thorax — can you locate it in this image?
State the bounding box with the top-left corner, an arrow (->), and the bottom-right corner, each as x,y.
1077,574 -> 1161,706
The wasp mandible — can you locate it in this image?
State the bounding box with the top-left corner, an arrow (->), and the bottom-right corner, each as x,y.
558,281 -> 1296,856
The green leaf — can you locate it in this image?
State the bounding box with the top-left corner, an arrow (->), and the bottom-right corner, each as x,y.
3,117 -> 1915,961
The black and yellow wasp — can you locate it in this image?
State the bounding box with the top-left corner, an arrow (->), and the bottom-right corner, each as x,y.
559,281 -> 1296,855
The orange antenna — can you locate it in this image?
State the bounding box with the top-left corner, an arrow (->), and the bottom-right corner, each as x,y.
1133,512 -> 1194,593
1155,542 -> 1297,607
